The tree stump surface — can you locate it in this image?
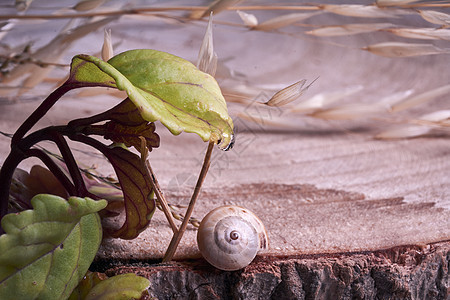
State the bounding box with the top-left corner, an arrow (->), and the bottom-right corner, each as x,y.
1,99 -> 449,299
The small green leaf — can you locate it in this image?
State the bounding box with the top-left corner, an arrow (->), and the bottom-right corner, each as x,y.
0,195 -> 107,300
68,49 -> 234,150
84,273 -> 150,300
68,271 -> 107,300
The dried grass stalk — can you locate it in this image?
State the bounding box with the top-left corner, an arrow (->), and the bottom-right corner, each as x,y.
190,0 -> 244,19
2,17 -> 115,93
376,110 -> 450,139
306,23 -> 393,37
289,86 -> 363,113
264,79 -> 317,107
391,84 -> 450,112
236,112 -> 295,128
253,12 -> 320,31
0,21 -> 16,42
73,0 -> 105,12
237,10 -> 258,27
363,42 -> 450,57
15,0 -> 33,12
376,0 -> 420,7
197,13 -> 217,76
418,10 -> 450,26
378,89 -> 414,107
101,28 -> 113,61
310,103 -> 387,120
321,4 -> 406,18
386,27 -> 450,41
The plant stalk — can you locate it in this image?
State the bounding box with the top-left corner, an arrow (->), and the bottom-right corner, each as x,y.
163,141 -> 214,262
139,136 -> 178,233
12,83 -> 74,145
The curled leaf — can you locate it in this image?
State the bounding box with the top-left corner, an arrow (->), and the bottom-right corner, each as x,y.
0,195 -> 106,300
101,121 -> 160,152
81,141 -> 155,239
68,49 -> 234,150
363,42 -> 450,57
85,273 -> 149,300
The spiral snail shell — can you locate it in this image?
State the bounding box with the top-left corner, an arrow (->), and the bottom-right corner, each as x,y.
197,205 -> 269,271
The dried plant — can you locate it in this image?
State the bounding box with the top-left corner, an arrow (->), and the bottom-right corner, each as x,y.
0,0 -> 448,139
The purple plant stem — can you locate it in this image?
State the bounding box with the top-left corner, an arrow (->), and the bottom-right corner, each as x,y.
49,131 -> 90,197
12,83 -> 75,145
25,148 -> 77,196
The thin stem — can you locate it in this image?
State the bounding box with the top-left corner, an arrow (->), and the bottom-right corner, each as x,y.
139,137 -> 177,233
25,148 -> 77,196
49,132 -> 90,197
145,161 -> 179,233
12,83 -> 74,145
163,141 -> 214,262
145,162 -> 179,234
0,150 -> 26,223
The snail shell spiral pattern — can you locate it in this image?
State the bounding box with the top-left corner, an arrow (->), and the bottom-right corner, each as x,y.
197,205 -> 269,271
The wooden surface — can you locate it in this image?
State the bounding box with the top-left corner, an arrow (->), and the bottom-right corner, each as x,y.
1,99 -> 449,260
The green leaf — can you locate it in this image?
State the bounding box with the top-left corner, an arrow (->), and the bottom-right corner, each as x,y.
68,49 -> 234,150
0,195 -> 107,300
76,137 -> 156,239
68,271 -> 107,300
84,273 -> 149,300
103,146 -> 155,239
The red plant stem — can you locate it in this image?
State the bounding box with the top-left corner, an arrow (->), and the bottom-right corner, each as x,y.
49,131 -> 90,197
12,82 -> 75,145
163,141 -> 214,262
25,148 -> 77,196
0,124 -> 93,225
0,151 -> 25,223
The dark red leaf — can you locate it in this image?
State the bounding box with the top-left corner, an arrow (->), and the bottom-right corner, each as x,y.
104,146 -> 155,239
102,121 -> 160,152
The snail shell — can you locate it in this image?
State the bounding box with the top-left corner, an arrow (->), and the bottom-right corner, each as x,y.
197,205 -> 269,271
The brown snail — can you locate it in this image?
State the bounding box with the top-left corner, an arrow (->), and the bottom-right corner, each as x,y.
197,205 -> 269,271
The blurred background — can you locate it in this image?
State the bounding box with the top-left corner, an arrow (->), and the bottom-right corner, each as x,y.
1,0 -> 450,256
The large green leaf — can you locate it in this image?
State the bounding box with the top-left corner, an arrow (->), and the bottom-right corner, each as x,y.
84,273 -> 149,300
0,195 -> 107,300
68,49 -> 234,150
